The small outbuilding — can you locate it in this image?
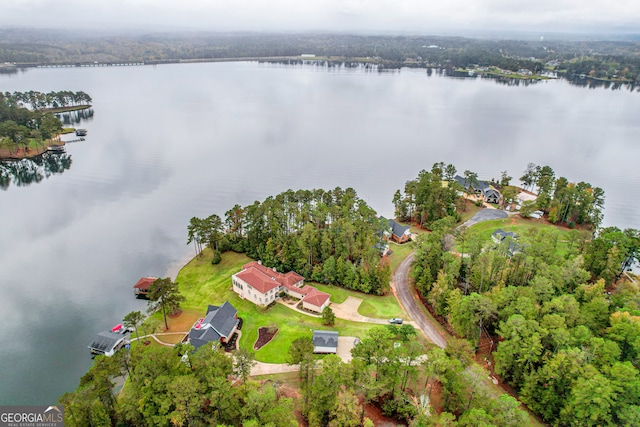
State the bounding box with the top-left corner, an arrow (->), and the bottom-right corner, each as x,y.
313,330 -> 339,354
133,276 -> 157,297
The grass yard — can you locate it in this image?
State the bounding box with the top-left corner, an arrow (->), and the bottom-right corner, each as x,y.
172,249 -> 384,363
311,282 -> 406,319
457,200 -> 484,223
387,241 -> 415,274
459,216 -> 589,255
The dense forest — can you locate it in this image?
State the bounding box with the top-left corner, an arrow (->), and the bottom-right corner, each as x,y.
404,164 -> 640,426
188,188 -> 391,295
1,29 -> 639,83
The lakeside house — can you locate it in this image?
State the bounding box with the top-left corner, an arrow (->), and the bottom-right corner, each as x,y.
188,301 -> 239,350
133,276 -> 158,298
232,261 -> 330,313
381,217 -> 411,243
313,330 -> 339,354
454,175 -> 502,204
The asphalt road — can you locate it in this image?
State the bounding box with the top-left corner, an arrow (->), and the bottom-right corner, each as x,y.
459,208 -> 508,229
394,253 -> 447,348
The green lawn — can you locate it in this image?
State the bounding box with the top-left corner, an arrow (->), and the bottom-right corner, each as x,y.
311,281 -> 406,319
457,200 -> 484,223
458,216 -> 589,255
388,241 -> 415,274
173,249 -> 388,363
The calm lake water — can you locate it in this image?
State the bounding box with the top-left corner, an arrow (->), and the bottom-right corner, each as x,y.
1,62 -> 639,404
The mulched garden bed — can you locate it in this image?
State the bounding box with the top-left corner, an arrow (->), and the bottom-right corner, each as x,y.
254,326 -> 278,350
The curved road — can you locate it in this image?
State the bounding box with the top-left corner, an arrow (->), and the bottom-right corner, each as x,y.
394,253 -> 447,348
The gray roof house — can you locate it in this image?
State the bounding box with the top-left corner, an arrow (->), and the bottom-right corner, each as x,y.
482,188 -> 501,204
491,229 -> 522,255
454,175 -> 490,194
189,301 -> 239,350
88,331 -> 128,357
492,229 -> 517,242
313,330 -> 339,354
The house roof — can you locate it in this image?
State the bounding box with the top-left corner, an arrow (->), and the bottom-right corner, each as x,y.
190,301 -> 238,349
312,330 -> 339,348
235,267 -> 280,294
454,175 -> 490,192
236,261 -> 304,294
387,219 -> 410,240
133,277 -> 157,290
303,288 -> 331,308
482,188 -> 500,198
492,228 -> 517,240
88,331 -> 125,353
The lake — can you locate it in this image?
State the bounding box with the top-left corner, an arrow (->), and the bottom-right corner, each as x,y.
1,62 -> 639,404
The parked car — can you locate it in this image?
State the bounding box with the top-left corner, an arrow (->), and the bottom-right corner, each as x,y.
389,318 -> 403,325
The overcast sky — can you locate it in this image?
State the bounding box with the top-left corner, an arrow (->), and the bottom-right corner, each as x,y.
1,0 -> 638,34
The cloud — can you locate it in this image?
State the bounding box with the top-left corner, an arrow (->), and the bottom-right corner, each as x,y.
0,0 -> 638,33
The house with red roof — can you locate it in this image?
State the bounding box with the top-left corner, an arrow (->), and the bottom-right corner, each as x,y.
232,261 -> 330,313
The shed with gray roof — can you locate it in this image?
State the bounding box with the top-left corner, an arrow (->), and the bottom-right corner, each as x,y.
313,330 -> 339,354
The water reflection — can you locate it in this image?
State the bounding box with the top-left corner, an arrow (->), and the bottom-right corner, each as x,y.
0,151 -> 72,189
55,108 -> 94,125
566,76 -> 639,92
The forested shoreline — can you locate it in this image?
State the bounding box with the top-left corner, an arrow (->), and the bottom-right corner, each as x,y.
1,29 -> 639,84
405,163 -> 640,426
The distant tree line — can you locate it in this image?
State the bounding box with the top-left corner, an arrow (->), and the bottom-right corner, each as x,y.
188,188 -> 391,295
1,29 -> 639,82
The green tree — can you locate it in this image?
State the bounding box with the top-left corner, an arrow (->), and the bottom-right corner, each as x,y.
123,310 -> 144,341
322,305 -> 336,326
147,277 -> 185,331
233,348 -> 256,383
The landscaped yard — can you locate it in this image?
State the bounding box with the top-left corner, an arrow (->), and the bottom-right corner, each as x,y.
170,248 -> 393,363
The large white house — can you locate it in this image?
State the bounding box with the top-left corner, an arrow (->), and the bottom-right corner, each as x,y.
232,261 -> 330,313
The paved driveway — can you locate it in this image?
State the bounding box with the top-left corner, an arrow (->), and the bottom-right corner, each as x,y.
330,296 -> 387,324
459,208 -> 508,228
